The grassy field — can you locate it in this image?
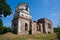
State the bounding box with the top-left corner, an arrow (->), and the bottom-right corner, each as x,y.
0,32 -> 58,40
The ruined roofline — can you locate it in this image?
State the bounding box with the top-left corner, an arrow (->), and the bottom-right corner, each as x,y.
15,3 -> 30,13
38,18 -> 52,23
16,3 -> 30,8
18,3 -> 28,5
33,21 -> 37,23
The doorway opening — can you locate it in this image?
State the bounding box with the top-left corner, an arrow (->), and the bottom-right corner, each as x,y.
25,23 -> 28,30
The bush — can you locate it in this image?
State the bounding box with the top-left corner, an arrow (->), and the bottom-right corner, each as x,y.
13,26 -> 18,34
0,26 -> 11,34
54,26 -> 60,40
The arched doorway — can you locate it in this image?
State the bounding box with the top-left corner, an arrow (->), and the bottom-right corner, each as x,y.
25,23 -> 28,30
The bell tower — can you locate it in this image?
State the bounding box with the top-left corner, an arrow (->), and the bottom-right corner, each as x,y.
15,3 -> 32,20
12,3 -> 32,35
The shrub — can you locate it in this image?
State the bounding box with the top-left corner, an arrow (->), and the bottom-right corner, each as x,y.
13,26 -> 18,34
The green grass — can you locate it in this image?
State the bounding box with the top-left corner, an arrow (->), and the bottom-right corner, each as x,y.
0,32 -> 57,40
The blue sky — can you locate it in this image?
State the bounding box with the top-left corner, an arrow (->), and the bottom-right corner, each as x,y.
2,0 -> 60,27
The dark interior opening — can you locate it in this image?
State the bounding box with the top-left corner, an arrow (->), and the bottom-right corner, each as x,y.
25,23 -> 28,30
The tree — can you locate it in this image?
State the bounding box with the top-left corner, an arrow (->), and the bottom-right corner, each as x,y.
56,26 -> 60,40
0,0 -> 12,34
0,18 -> 3,34
0,0 -> 12,17
54,26 -> 60,40
54,27 -> 60,33
0,18 -> 3,26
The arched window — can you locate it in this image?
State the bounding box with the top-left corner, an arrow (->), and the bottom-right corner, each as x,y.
48,23 -> 51,29
37,25 -> 41,31
25,23 -> 28,30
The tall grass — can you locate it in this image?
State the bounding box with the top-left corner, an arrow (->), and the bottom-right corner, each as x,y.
0,33 -> 57,40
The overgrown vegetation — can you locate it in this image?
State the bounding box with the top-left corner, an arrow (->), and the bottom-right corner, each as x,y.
0,0 -> 12,17
0,26 -> 11,34
0,18 -> 11,34
0,0 -> 12,34
54,26 -> 60,40
0,32 -> 57,40
13,26 -> 18,34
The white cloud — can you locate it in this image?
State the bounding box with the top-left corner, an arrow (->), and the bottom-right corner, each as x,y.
49,13 -> 60,21
51,13 -> 57,16
50,13 -> 60,18
48,13 -> 60,27
48,13 -> 59,20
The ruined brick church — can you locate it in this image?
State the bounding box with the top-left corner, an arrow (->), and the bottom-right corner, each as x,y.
12,3 -> 53,35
